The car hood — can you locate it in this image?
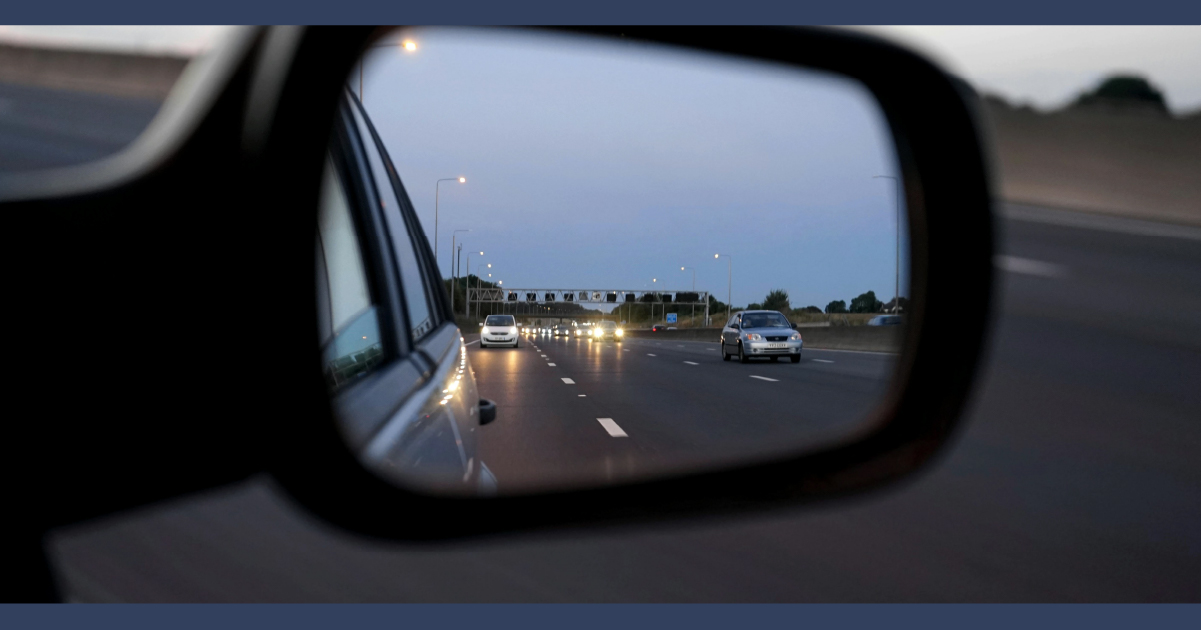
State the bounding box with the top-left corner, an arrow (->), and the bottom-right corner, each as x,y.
741,326 -> 796,336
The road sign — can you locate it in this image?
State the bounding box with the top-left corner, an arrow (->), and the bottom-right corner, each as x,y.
666,313 -> 677,323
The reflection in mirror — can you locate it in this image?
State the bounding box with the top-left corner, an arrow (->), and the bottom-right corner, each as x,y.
327,28 -> 910,496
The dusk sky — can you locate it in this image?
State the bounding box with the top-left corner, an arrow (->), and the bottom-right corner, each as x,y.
360,28 -> 907,310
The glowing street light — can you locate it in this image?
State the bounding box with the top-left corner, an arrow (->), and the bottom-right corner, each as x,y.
435,177 -> 466,266
715,254 -> 732,324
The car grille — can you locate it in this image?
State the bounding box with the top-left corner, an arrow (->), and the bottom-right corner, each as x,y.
766,336 -> 789,342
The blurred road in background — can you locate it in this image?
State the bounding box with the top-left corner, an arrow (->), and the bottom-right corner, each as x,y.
3,68 -> 1198,600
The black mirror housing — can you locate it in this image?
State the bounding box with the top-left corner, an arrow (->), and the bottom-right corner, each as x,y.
5,26 -> 994,549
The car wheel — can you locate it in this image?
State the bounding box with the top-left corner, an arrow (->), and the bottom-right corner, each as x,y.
480,342 -> 487,348
738,343 -> 750,364
790,354 -> 801,363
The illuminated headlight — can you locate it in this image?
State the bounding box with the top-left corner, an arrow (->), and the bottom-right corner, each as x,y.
508,326 -> 518,334
744,333 -> 763,341
593,329 -> 602,336
616,329 -> 623,336
481,326 -> 491,335
791,332 -> 802,340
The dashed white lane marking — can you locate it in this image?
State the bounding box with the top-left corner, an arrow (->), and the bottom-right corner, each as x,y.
540,354 -> 547,357
683,361 -> 698,365
813,359 -> 834,363
465,339 -> 481,346
596,418 -> 628,437
706,348 -> 716,351
623,349 -> 630,352
749,375 -> 778,382
677,345 -> 685,348
561,378 -> 576,384
994,255 -> 1068,278
578,394 -> 586,397
647,353 -> 657,357
548,363 -> 557,366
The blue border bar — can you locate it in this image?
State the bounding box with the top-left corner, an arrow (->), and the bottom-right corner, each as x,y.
1,0 -> 1199,24
3,605 -> 1201,628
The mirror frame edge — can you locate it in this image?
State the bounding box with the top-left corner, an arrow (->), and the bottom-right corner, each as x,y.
257,25 -> 996,541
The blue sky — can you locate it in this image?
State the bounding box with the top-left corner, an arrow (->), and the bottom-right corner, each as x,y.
360,29 -> 907,310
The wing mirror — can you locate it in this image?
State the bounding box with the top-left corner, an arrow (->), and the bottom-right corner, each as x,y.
6,26 -> 993,550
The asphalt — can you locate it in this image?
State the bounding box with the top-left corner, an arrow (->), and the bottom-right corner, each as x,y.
468,334 -> 894,492
9,83 -> 1199,600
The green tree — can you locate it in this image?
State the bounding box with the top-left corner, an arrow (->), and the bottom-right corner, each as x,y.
1072,75 -> 1169,115
825,300 -> 847,314
762,288 -> 790,312
747,302 -> 762,310
849,291 -> 883,313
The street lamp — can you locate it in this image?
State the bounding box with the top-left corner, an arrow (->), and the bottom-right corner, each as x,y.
681,266 -> 696,326
359,39 -> 418,101
451,229 -> 470,314
466,251 -> 483,322
435,177 -> 466,266
715,254 -> 732,324
873,175 -> 902,313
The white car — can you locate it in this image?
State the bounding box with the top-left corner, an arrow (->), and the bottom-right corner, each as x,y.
480,314 -> 519,348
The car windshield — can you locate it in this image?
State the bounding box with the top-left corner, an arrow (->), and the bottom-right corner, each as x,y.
485,315 -> 515,326
600,322 -> 617,330
741,312 -> 791,328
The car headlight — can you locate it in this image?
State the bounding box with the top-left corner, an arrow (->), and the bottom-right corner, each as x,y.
616,329 -> 623,335
509,326 -> 518,334
744,333 -> 762,341
481,327 -> 491,335
791,332 -> 802,340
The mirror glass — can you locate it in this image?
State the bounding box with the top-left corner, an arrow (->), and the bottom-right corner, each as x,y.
323,28 -> 910,495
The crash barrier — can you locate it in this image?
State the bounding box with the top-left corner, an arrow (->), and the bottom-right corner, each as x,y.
623,326 -> 902,353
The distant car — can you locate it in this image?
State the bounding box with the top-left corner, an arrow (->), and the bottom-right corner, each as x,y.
480,314 -> 519,348
552,324 -> 572,337
651,324 -> 668,332
591,320 -> 624,341
868,315 -> 904,326
720,310 -> 803,363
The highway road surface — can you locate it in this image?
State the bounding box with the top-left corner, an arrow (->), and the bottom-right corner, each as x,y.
4,80 -> 1198,601
468,334 -> 894,492
45,202 -> 1201,602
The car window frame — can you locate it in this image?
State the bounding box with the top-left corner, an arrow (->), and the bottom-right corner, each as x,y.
347,94 -> 453,342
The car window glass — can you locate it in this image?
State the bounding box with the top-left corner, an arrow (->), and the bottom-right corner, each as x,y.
349,101 -> 438,342
743,313 -> 791,328
485,315 -> 515,326
317,158 -> 384,390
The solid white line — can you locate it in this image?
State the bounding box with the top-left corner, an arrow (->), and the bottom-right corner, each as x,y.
596,418 -> 628,437
749,375 -> 778,382
465,339 -> 480,346
561,378 -> 576,384
647,353 -> 657,357
547,363 -> 556,366
994,255 -> 1068,278
683,361 -> 698,365
812,359 -> 834,363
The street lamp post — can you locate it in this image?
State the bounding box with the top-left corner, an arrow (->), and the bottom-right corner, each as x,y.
359,39 -> 418,101
451,230 -> 470,314
715,254 -> 732,324
873,175 -> 901,313
681,266 -> 695,326
466,251 -> 483,324
434,177 -> 465,267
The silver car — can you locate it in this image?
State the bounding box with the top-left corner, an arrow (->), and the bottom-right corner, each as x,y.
720,310 -> 803,363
